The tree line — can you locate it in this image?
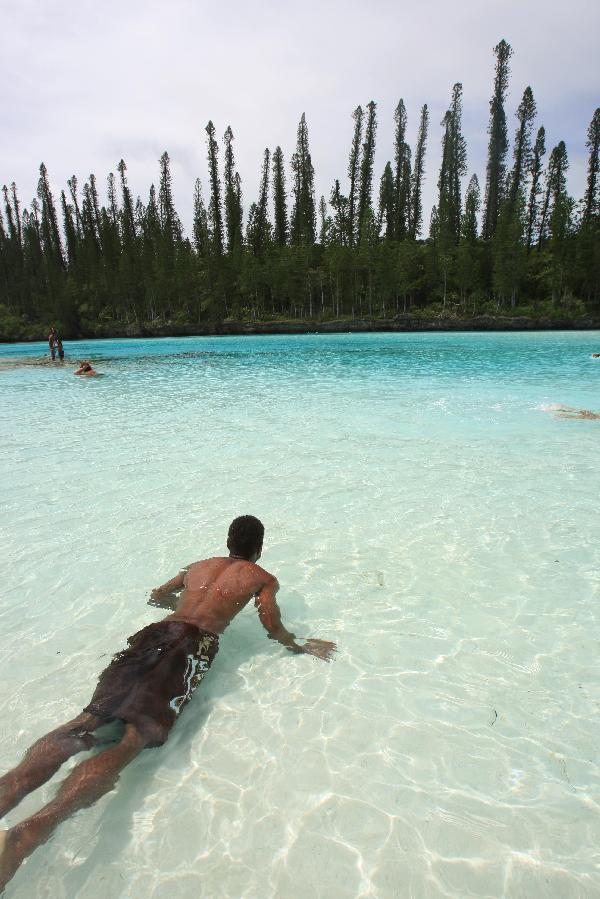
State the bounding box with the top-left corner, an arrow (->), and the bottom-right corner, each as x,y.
1,39 -> 599,336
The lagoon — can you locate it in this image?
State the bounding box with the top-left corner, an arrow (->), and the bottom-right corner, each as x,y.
1,331 -> 599,898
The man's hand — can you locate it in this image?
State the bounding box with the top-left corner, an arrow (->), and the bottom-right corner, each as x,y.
148,570 -> 187,609
290,638 -> 337,662
148,590 -> 178,610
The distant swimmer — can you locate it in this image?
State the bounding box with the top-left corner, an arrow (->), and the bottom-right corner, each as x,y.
74,360 -> 97,376
558,409 -> 600,420
0,516 -> 336,889
550,404 -> 600,420
592,353 -> 600,358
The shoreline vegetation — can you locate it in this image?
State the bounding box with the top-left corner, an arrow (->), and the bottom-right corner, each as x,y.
2,312 -> 600,345
1,39 -> 599,344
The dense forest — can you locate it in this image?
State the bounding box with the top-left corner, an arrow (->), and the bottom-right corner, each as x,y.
1,39 -> 599,338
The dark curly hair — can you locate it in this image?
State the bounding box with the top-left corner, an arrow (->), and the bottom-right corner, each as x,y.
227,515 -> 264,559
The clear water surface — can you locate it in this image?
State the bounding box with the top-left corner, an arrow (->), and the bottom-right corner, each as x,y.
1,331 -> 599,898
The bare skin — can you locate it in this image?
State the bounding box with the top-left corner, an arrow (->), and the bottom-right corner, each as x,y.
74,361 -> 97,376
48,329 -> 57,361
0,547 -> 335,889
552,404 -> 600,420
151,554 -> 336,660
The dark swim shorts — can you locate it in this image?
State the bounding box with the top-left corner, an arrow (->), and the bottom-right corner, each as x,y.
84,620 -> 219,746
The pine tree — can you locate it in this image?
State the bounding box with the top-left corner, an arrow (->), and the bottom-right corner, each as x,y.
206,121 -> 224,256
37,163 -> 65,272
409,105 -> 429,239
0,209 -> 8,303
1,184 -> 23,311
272,146 -> 289,248
546,142 -> 572,301
578,109 -> 600,304
482,39 -> 513,240
456,174 -> 481,305
156,152 -> 182,305
357,101 -> 377,243
437,84 -> 467,246
117,158 -> 147,318
3,185 -> 17,245
10,184 -> 22,250
67,175 -> 83,236
192,178 -> 210,259
158,151 -> 182,245
21,202 -> 45,317
60,190 -> 79,268
583,108 -> 600,222
393,99 -> 410,239
397,148 -> 412,241
100,174 -> 121,282
290,113 -> 316,245
223,127 -> 243,253
117,159 -> 137,245
378,162 -> 395,239
250,148 -> 271,258
347,106 -> 363,246
493,189 -> 525,307
538,143 -> 568,247
329,180 -> 349,246
107,173 -> 119,226
319,196 -> 333,245
508,87 -> 536,203
525,126 -> 546,251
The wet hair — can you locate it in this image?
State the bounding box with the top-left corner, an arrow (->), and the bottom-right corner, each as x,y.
227,515 -> 264,559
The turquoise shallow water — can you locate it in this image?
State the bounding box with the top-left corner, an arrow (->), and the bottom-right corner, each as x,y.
1,331 -> 599,898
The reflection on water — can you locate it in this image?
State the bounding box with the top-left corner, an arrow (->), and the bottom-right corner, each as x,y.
1,332 -> 599,898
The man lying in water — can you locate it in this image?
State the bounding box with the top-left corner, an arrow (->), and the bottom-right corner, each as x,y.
0,515 -> 336,889
553,404 -> 600,420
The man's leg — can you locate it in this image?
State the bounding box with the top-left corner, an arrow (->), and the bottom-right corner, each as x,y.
0,723 -> 146,890
0,712 -> 99,819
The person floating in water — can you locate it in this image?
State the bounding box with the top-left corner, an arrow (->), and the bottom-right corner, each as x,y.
48,327 -> 58,361
558,408 -> 600,420
549,404 -> 600,420
74,360 -> 97,376
0,516 -> 336,889
592,353 -> 600,358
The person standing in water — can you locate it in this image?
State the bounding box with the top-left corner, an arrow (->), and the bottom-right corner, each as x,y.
0,516 -> 336,889
47,327 -> 58,361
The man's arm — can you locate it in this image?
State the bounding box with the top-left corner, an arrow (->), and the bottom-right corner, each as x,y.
255,578 -> 337,661
148,568 -> 187,610
254,577 -> 303,652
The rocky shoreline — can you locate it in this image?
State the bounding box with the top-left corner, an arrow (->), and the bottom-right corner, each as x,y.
2,314 -> 600,343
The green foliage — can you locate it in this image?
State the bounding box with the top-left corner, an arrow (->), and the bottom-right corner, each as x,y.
1,42 -> 598,337
410,105 -> 429,239
290,113 -> 316,246
482,39 -> 512,240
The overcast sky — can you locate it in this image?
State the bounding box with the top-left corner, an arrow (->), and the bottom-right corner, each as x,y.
2,0 -> 599,236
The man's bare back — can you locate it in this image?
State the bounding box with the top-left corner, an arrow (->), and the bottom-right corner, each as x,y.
151,555 -> 334,660
168,557 -> 273,633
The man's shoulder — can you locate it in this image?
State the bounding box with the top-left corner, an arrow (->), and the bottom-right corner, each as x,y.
187,556 -> 221,569
251,562 -> 277,584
